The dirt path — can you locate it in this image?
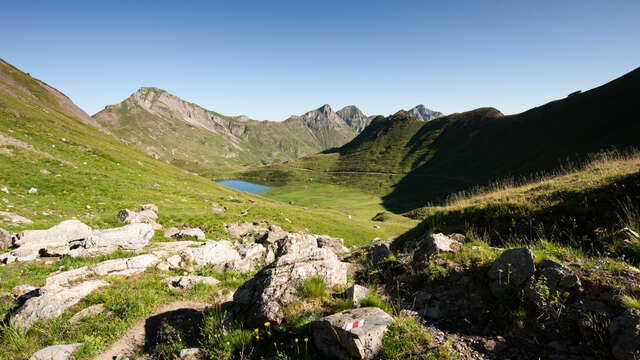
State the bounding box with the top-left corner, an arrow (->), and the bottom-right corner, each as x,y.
92,300 -> 210,360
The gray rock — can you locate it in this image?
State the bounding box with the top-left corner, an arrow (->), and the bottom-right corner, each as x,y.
162,275 -> 220,289
180,348 -> 203,360
235,242 -> 266,271
258,225 -> 288,244
0,210 -> 33,224
264,233 -> 318,264
179,240 -> 242,270
140,203 -> 158,212
412,233 -> 461,270
68,223 -> 153,258
173,228 -> 206,241
609,309 -> 640,360
164,227 -> 180,238
0,227 -> 11,251
91,254 -> 160,276
488,247 -> 535,293
225,221 -> 269,238
10,284 -> 39,301
234,245 -> 348,327
166,254 -> 182,269
528,259 -> 580,302
12,280 -> 109,330
11,220 -> 92,260
367,243 -> 392,265
317,235 -> 349,254
28,187 -> 38,194
40,169 -> 51,175
69,304 -> 105,323
345,284 -> 370,307
311,307 -> 394,360
29,343 -> 83,360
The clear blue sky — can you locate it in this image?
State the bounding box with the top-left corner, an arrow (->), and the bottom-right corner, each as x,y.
2,0 -> 638,120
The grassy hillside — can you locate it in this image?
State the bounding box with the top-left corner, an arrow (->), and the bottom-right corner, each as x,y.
242,67 -> 640,213
0,58 -> 415,247
93,89 -> 369,170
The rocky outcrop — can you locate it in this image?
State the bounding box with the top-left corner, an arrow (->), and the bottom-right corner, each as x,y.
609,308 -> 640,360
172,228 -> 206,241
311,307 -> 394,360
234,238 -> 348,327
162,275 -> 220,290
179,240 -> 242,269
257,225 -> 287,244
12,280 -> 109,330
406,104 -> 443,122
412,233 -> 462,270
117,208 -> 161,230
10,220 -> 93,261
225,221 -> 269,239
316,235 -> 349,254
29,343 -> 83,360
68,223 -> 154,258
0,211 -> 32,224
527,259 -> 581,302
488,247 -> 535,294
367,243 -> 392,266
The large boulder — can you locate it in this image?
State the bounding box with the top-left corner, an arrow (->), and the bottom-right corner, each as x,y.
29,343 -> 83,360
0,227 -> 11,251
264,233 -> 318,264
68,223 -> 153,258
311,307 -> 394,360
488,247 -> 535,294
179,240 -> 242,270
609,308 -> 640,360
11,220 -> 92,260
12,280 -> 109,330
234,245 -> 348,327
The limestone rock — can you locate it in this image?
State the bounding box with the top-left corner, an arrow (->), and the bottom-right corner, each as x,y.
264,233 -> 318,264
225,221 -> 268,238
345,284 -> 370,307
10,284 -> 39,301
173,228 -> 206,241
235,242 -> 266,271
412,233 -> 461,270
12,280 -> 109,330
488,247 -> 535,294
12,220 -> 92,260
140,203 -> 158,212
162,275 -> 220,289
234,245 -> 348,327
166,254 -> 182,269
528,259 -> 581,302
0,227 -> 11,251
117,208 -> 158,223
317,235 -> 349,254
91,254 -> 160,276
28,187 -> 38,194
609,308 -> 640,360
311,307 -> 394,360
164,227 -> 180,238
180,348 -> 203,360
257,225 -> 288,244
179,240 -> 242,270
0,210 -> 33,224
29,343 -> 83,360
367,243 -> 392,265
70,304 -> 105,323
68,223 -> 153,258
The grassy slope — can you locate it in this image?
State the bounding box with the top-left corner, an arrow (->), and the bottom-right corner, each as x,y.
242,67 -> 640,213
93,91 -> 359,170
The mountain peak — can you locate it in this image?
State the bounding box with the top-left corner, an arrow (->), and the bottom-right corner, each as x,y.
407,104 -> 443,122
318,104 -> 333,115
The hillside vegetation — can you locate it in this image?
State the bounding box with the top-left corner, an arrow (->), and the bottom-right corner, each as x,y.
243,67 -> 640,213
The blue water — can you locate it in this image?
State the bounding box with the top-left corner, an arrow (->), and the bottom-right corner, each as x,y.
217,180 -> 272,194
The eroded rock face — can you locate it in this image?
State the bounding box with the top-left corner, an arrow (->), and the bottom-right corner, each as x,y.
316,235 -> 349,254
488,247 -> 535,294
68,223 -> 154,258
311,307 -> 394,360
265,233 -> 318,264
609,308 -> 640,360
234,245 -> 348,327
257,225 -> 288,244
180,240 -> 242,269
29,343 -> 83,360
12,280 -> 109,330
11,220 -> 93,260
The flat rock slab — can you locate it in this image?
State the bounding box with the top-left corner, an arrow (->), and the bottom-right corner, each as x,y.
311,307 -> 394,360
30,343 -> 83,360
70,303 -> 106,323
162,275 -> 220,290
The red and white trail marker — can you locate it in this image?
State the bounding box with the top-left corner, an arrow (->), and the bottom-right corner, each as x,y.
344,319 -> 365,331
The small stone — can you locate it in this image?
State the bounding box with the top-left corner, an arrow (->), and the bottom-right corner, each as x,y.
27,188 -> 38,194
40,169 -> 51,175
345,284 -> 370,307
1,186 -> 8,194
69,304 -> 105,323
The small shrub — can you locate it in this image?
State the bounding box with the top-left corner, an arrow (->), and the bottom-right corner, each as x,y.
620,294 -> 640,310
331,298 -> 355,313
529,275 -> 569,320
495,284 -> 527,326
300,276 -> 327,299
359,290 -> 392,314
378,316 -> 432,359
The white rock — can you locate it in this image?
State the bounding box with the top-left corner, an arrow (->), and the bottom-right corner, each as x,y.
68,223 -> 153,258
28,187 -> 38,194
29,343 -> 83,360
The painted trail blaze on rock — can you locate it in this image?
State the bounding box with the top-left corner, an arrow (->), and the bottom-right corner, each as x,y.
344,319 -> 365,331
311,307 -> 394,360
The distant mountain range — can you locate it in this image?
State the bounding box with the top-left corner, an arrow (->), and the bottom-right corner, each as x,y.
274,66 -> 640,211
92,87 -> 442,169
